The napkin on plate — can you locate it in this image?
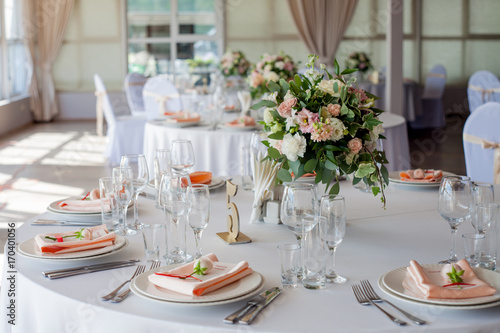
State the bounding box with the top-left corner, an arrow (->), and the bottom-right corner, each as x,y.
400,169 -> 443,182
225,115 -> 256,128
166,112 -> 200,123
189,171 -> 212,185
148,253 -> 253,296
57,188 -> 110,213
403,259 -> 496,299
34,225 -> 116,254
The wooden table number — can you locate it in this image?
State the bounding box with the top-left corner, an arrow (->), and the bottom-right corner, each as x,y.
216,181 -> 251,245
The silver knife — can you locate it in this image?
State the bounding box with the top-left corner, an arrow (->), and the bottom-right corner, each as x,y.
45,262 -> 138,279
43,259 -> 140,276
32,219 -> 101,226
239,287 -> 281,325
224,287 -> 280,324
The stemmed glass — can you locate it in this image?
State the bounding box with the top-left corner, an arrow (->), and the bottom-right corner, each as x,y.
438,175 -> 472,264
120,154 -> 149,230
112,166 -> 135,236
187,184 -> 210,259
473,203 -> 499,235
170,139 -> 195,172
280,183 -> 317,245
159,171 -> 192,263
320,195 -> 347,283
211,85 -> 226,129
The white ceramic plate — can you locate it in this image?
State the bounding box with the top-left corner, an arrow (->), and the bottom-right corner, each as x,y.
47,198 -> 102,216
147,177 -> 225,191
218,124 -> 258,132
379,263 -> 500,306
130,264 -> 264,305
17,235 -> 127,261
388,171 -> 455,187
157,119 -> 200,128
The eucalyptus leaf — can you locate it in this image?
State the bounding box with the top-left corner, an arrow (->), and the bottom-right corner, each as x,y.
277,169 -> 292,183
329,181 -> 340,195
267,147 -> 282,159
250,100 -> 277,110
268,80 -> 281,94
341,68 -> 358,75
268,132 -> 284,140
334,59 -> 340,76
304,159 -> 318,172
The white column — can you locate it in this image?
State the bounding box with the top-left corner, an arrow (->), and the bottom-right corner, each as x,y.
386,0 -> 404,116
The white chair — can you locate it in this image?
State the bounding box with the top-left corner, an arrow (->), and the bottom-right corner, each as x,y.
463,102 -> 500,184
94,74 -> 147,166
410,65 -> 447,129
124,72 -> 146,116
143,75 -> 183,120
467,70 -> 500,113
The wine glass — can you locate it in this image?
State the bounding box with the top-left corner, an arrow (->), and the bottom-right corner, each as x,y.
472,182 -> 494,205
112,166 -> 135,236
280,183 -> 317,245
120,154 -> 149,230
159,171 -> 192,263
438,175 -> 472,264
187,184 -> 210,259
473,203 -> 499,235
320,195 -> 347,283
211,85 -> 226,129
170,139 -> 195,172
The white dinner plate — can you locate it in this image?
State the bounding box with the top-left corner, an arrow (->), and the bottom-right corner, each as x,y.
388,171 -> 455,187
218,124 -> 258,132
130,264 -> 264,306
47,197 -> 102,216
147,177 -> 225,191
151,119 -> 201,128
17,235 -> 127,261
379,263 -> 500,307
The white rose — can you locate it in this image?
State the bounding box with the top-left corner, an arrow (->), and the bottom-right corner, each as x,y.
265,71 -> 280,82
285,115 -> 298,131
275,61 -> 285,70
369,123 -> 385,142
317,79 -> 344,97
281,133 -> 307,162
263,108 -> 274,124
329,117 -> 346,142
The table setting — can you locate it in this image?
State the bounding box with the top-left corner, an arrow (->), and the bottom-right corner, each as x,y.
5,55 -> 500,333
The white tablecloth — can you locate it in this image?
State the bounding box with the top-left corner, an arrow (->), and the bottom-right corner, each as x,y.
3,180 -> 500,333
359,80 -> 422,122
143,119 -> 257,177
379,113 -> 411,171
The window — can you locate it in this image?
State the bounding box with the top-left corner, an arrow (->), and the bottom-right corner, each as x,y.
0,0 -> 27,99
126,0 -> 224,78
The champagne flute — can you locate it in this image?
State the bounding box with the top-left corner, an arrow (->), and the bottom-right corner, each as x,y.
320,195 -> 347,283
112,166 -> 135,236
159,171 -> 192,263
170,139 -> 195,172
280,183 -> 317,245
120,154 -> 149,230
438,175 -> 472,264
187,184 -> 210,259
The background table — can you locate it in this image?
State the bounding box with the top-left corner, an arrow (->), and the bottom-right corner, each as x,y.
379,112 -> 411,171
3,180 -> 500,332
143,118 -> 257,177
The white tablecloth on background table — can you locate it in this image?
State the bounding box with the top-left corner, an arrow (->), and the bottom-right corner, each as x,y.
3,180 -> 500,333
379,112 -> 411,171
143,118 -> 257,177
359,80 -> 422,122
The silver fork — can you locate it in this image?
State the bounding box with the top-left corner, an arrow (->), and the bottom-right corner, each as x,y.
111,261 -> 161,303
352,284 -> 407,326
101,265 -> 146,301
361,280 -> 426,325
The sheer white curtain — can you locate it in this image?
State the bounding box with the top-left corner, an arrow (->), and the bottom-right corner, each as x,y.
22,0 -> 74,122
287,0 -> 358,66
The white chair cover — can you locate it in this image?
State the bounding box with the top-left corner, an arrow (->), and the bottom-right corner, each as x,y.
467,70 -> 500,113
143,75 -> 183,120
463,102 -> 500,184
94,74 -> 147,166
410,65 -> 446,129
124,72 -> 146,116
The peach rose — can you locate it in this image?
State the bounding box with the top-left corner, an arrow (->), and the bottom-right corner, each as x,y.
327,103 -> 341,117
251,71 -> 264,88
277,97 -> 297,118
348,138 -> 363,154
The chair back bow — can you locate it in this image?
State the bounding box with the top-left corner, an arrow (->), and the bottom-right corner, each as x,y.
143,90 -> 180,115
94,91 -> 107,137
463,133 -> 500,184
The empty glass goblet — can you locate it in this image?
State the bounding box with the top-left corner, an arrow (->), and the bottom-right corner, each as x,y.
120,154 -> 149,230
280,183 -> 317,245
187,184 -> 210,259
438,175 -> 472,264
112,166 -> 135,236
170,139 -> 195,172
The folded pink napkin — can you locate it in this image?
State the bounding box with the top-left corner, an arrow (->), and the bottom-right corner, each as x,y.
57,188 -> 110,212
34,225 -> 116,254
225,115 -> 256,127
403,259 -> 496,299
148,253 -> 253,296
166,112 -> 200,123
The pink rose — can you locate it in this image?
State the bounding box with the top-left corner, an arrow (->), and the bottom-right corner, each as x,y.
251,71 -> 265,88
277,97 -> 297,118
284,62 -> 294,71
327,103 -> 341,117
348,138 -> 363,154
296,108 -> 319,133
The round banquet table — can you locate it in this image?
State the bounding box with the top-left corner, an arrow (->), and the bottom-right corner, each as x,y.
143,116 -> 257,177
379,112 -> 411,171
4,179 -> 500,333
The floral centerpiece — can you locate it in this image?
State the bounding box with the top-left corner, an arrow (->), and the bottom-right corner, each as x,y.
219,50 -> 251,77
248,52 -> 298,100
250,54 -> 389,206
345,52 -> 373,78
